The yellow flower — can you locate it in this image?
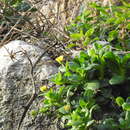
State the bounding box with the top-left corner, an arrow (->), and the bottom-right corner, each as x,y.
40,85 -> 48,92
64,104 -> 71,111
55,55 -> 64,63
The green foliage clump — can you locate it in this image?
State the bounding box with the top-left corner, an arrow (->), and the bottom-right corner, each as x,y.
66,2 -> 130,50
38,43 -> 130,130
30,1 -> 130,130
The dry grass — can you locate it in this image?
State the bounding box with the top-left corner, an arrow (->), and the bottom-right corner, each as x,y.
0,0 -> 125,56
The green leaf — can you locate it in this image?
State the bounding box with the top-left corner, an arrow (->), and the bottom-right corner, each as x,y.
52,72 -> 64,85
122,53 -> 130,64
85,80 -> 100,91
67,43 -> 77,48
99,45 -> 111,55
69,62 -> 80,72
71,111 -> 82,125
70,33 -> 83,41
125,111 -> 130,123
89,104 -> 98,118
71,120 -> 83,127
61,115 -> 71,122
106,17 -> 116,24
83,37 -> 91,46
116,97 -> 124,106
86,120 -> 95,127
88,48 -> 96,57
84,64 -> 99,71
44,89 -> 60,103
79,99 -> 87,108
80,51 -> 88,59
59,106 -> 69,114
84,89 -> 94,100
126,97 -> 130,104
108,30 -> 118,42
109,75 -> 125,85
122,103 -> 130,111
93,42 -> 103,50
114,16 -> 125,24
68,74 -> 82,83
85,28 -> 95,37
66,86 -> 74,98
126,23 -> 130,29
59,65 -> 66,72
103,51 -> 115,59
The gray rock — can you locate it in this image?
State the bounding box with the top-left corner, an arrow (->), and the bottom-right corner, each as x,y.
0,40 -> 58,130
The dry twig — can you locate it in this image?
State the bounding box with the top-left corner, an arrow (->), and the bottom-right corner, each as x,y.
17,41 -> 58,130
0,6 -> 35,46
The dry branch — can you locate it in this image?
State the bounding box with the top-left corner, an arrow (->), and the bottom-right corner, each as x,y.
17,41 -> 58,130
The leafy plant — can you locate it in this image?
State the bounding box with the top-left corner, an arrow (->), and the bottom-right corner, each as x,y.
66,1 -> 130,50
29,1 -> 130,129
115,96 -> 130,129
38,43 -> 130,129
